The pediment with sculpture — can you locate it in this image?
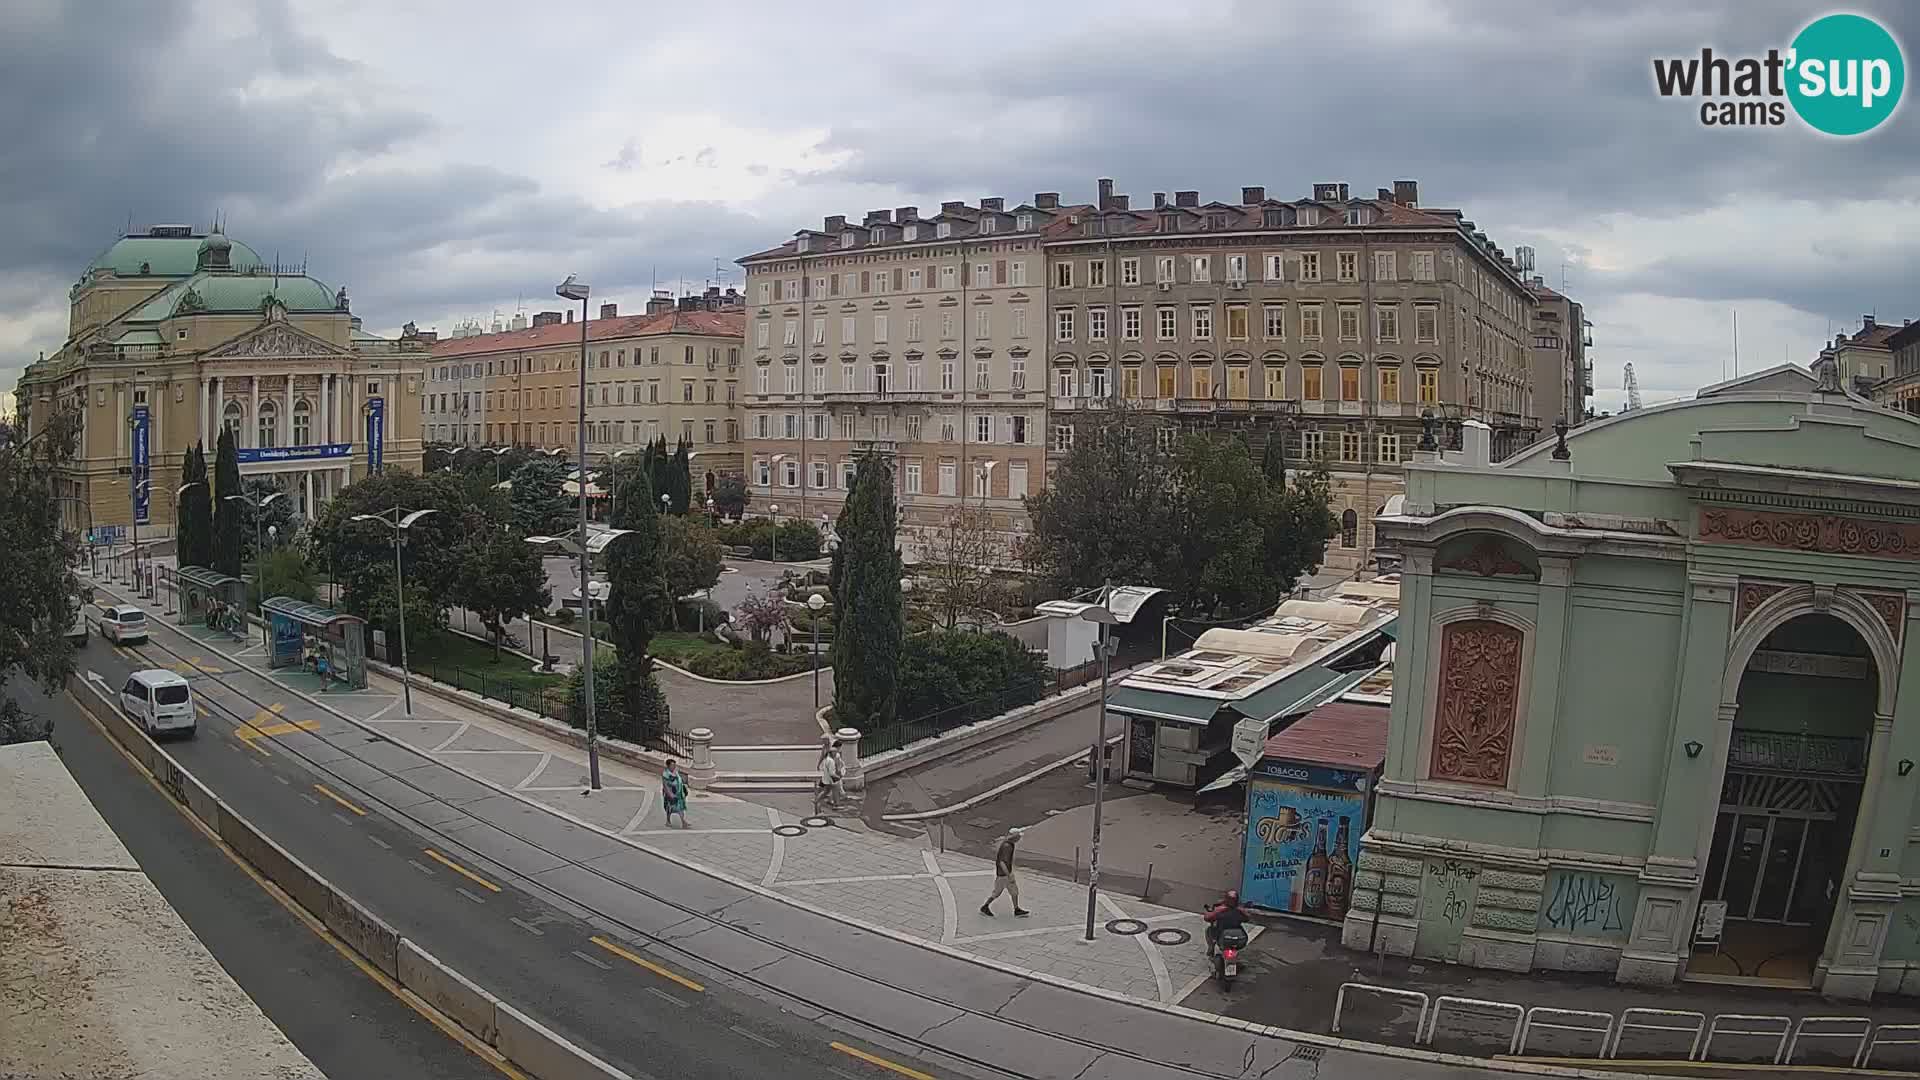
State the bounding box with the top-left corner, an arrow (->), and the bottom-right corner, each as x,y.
204,322 -> 351,361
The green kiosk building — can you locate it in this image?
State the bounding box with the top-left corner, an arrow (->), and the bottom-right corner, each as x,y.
1344,365 -> 1920,1000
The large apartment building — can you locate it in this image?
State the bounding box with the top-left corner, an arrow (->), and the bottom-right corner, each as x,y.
428,295 -> 746,493
1526,280 -> 1591,428
738,178 -> 1572,570
737,197 -> 1073,530
1044,179 -> 1542,570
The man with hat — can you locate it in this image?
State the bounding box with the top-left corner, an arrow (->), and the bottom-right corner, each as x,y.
980,826 -> 1030,918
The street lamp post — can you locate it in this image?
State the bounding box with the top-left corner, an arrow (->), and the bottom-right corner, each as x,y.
350,508 -> 439,717
769,503 -> 780,562
557,273 -> 602,791
223,490 -> 285,644
525,527 -> 634,791
166,481 -> 205,614
807,592 -> 826,714
1079,581 -> 1119,941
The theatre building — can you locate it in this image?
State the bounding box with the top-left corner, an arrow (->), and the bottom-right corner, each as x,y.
1344,365 -> 1920,999
16,223 -> 425,536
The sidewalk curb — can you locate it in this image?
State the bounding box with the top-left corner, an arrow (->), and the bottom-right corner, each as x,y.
95,579 -> 1656,1079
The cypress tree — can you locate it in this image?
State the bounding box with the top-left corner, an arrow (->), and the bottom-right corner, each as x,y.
604,468 -> 670,736
667,436 -> 692,515
830,450 -> 903,730
177,445 -> 212,568
212,428 -> 243,577
1261,426 -> 1288,486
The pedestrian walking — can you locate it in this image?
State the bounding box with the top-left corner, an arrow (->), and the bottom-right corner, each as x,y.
661,758 -> 689,828
814,740 -> 845,815
980,827 -> 1030,917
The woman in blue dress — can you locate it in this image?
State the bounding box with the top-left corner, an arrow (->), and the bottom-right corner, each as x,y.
661,759 -> 689,828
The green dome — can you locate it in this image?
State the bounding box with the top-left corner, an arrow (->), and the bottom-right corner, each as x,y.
128,271 -> 341,321
86,231 -> 265,278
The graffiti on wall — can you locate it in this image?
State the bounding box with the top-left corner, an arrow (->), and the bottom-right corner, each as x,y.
1539,869 -> 1637,941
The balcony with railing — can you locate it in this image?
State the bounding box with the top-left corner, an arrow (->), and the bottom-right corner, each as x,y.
1727,730 -> 1867,778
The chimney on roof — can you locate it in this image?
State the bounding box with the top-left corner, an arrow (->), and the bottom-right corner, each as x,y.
1034,192 -> 1059,209
940,200 -> 964,214
1863,314 -> 1876,330
896,206 -> 918,223
532,311 -> 562,328
1096,178 -> 1114,210
864,209 -> 892,226
1378,187 -> 1392,200
980,197 -> 1003,212
416,330 -> 437,345
1393,180 -> 1419,206
1312,182 -> 1341,201
824,214 -> 846,231
1111,195 -> 1129,211
1242,186 -> 1265,204
1174,190 -> 1199,208
1153,192 -> 1167,210
599,302 -> 617,320
565,309 -> 573,324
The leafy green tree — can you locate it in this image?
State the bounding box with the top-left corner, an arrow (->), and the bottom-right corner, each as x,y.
509,457 -> 571,536
237,477 -> 298,562
711,472 -> 749,519
661,516 -> 724,629
1018,404 -> 1175,597
310,470 -> 473,656
603,468 -> 671,735
898,629 -> 1048,725
830,450 -> 903,730
422,443 -> 456,474
459,526 -> 552,659
1165,433 -> 1335,617
212,427 -> 244,576
253,546 -> 319,608
0,408 -> 81,744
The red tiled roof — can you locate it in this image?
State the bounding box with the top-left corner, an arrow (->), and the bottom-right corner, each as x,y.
430,310 -> 743,357
1840,322 -> 1904,350
1261,701 -> 1388,772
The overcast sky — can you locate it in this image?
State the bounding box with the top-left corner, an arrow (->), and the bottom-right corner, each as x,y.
3,0 -> 1915,415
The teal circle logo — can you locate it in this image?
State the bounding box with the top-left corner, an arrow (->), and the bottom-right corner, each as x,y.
1787,13 -> 1905,136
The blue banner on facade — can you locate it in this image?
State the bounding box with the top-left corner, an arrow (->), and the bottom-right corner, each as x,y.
365,397 -> 385,473
1241,777 -> 1365,920
131,404 -> 151,525
236,443 -> 351,465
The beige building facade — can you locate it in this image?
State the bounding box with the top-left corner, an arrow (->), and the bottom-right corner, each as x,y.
431,303 -> 745,492
1043,179 -> 1543,572
16,224 -> 426,538
738,197 -> 1069,531
1525,281 -> 1591,430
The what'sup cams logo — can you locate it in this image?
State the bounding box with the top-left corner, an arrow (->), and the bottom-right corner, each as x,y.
1653,12 -> 1905,135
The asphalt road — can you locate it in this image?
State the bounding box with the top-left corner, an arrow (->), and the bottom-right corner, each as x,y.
66,631 -> 977,1080
14,675 -> 498,1080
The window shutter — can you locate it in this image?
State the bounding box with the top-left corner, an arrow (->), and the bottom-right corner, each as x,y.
830,274 -> 839,297
860,271 -> 870,292
995,260 -> 1007,285
928,264 -> 937,287
893,268 -> 904,290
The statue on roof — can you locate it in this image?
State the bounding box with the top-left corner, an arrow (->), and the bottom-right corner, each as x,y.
176,286 -> 207,315
335,286 -> 350,312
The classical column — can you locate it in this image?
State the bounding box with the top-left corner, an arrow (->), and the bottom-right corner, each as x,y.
284,374 -> 294,447
116,384 -> 126,457
321,374 -> 333,444
304,471 -> 315,516
209,376 -> 221,447
249,377 -> 261,449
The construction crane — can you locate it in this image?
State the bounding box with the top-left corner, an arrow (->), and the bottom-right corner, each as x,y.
1622,362 -> 1643,412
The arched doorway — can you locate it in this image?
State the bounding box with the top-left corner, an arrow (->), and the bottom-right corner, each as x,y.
1695,613 -> 1878,986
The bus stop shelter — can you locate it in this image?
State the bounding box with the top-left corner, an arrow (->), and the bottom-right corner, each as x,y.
172,566 -> 248,637
261,597 -> 368,690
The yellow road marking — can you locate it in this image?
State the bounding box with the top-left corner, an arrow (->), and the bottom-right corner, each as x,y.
313,784 -> 367,817
195,703 -> 210,718
67,691 -> 529,1080
590,934 -> 705,993
423,849 -> 502,893
830,1042 -> 936,1080
234,716 -> 321,755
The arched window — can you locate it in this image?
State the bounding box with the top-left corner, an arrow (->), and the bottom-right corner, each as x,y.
257,400 -> 278,449
1341,508 -> 1358,548
223,400 -> 244,439
292,399 -> 312,446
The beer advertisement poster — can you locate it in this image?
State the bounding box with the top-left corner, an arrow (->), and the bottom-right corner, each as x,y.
1241,778 -> 1364,921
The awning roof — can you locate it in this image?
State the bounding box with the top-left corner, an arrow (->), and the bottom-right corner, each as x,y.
1230,664 -> 1373,724
1104,685 -> 1221,724
176,566 -> 243,589
261,596 -> 364,628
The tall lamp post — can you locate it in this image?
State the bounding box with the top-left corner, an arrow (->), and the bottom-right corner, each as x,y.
525,527 -> 633,791
350,507 -> 439,717
1079,581 -> 1119,941
126,478 -> 152,592
807,591 -> 826,715
769,503 -> 780,562
557,273 -> 600,789
223,490 -> 285,643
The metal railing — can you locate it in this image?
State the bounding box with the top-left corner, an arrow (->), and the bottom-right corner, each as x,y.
861,659 -> 1102,755
1728,730 -> 1867,777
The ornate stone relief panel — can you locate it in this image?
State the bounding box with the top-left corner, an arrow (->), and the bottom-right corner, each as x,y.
1700,507 -> 1920,561
1430,619 -> 1525,787
1436,536 -> 1539,580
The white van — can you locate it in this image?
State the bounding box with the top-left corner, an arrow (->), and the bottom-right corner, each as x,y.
120,669 -> 195,737
100,604 -> 149,645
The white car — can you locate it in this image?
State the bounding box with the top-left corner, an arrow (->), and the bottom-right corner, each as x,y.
120,669 -> 196,737
99,604 -> 149,645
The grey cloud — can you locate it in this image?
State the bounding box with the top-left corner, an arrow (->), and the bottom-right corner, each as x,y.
605,138 -> 644,171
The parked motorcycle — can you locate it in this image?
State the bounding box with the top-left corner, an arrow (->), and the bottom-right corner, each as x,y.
1211,925 -> 1249,990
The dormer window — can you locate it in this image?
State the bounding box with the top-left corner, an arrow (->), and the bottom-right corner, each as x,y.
1299,207 -> 1321,226
1016,212 -> 1033,231
936,221 -> 952,239
796,235 -> 810,252
841,232 -> 856,249
870,227 -> 885,244
980,216 -> 997,235
1263,208 -> 1287,228
1345,207 -> 1369,225
1158,213 -> 1179,233
902,223 -> 918,242
1207,213 -> 1228,230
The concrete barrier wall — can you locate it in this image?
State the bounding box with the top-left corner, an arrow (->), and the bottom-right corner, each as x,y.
64,674 -> 638,1080
862,677 -> 1105,782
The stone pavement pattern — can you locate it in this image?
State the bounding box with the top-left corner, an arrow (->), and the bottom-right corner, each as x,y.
156,611 -> 1231,1008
